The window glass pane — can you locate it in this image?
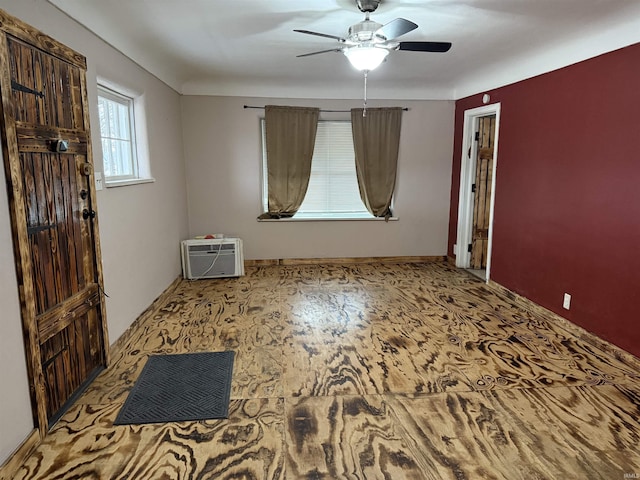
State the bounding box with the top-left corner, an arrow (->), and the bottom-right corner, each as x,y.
261,119 -> 372,218
298,121 -> 370,217
97,86 -> 137,180
101,138 -> 113,176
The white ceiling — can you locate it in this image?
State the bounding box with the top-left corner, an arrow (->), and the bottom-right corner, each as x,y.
47,0 -> 640,100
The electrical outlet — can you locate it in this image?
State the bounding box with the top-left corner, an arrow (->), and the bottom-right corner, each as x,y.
95,172 -> 103,191
563,293 -> 571,310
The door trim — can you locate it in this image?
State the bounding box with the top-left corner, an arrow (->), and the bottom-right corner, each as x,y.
455,103 -> 501,281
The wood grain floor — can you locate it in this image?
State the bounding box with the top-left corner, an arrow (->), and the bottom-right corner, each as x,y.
13,262 -> 640,479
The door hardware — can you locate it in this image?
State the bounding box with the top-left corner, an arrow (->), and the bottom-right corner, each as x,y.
50,139 -> 68,153
82,209 -> 96,219
27,224 -> 56,235
79,189 -> 88,200
42,344 -> 69,368
11,79 -> 45,98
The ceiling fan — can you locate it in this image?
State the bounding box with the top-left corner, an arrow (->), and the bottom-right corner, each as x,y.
294,0 -> 452,72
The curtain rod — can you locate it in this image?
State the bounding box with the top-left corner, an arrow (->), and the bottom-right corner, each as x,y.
243,105 -> 409,112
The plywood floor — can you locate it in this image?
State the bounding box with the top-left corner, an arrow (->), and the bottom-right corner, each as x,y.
14,262 -> 640,479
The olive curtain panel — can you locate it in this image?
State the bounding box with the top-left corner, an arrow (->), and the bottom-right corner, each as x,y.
259,105 -> 320,219
351,107 -> 402,219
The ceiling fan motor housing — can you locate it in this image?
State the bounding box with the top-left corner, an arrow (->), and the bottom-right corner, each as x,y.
348,20 -> 385,42
356,0 -> 381,13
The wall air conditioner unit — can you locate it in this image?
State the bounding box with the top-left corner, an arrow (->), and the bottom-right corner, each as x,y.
181,238 -> 245,280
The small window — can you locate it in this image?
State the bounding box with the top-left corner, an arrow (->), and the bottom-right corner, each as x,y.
261,120 -> 372,219
97,86 -> 138,181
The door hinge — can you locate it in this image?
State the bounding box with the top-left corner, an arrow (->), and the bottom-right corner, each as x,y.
471,183 -> 476,193
468,243 -> 473,253
11,80 -> 45,98
42,343 -> 69,367
475,131 -> 480,141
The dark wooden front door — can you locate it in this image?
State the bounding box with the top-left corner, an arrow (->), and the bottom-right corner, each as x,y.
470,114 -> 496,270
0,10 -> 108,431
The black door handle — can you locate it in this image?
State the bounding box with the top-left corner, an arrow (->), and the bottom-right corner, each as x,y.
82,209 -> 96,219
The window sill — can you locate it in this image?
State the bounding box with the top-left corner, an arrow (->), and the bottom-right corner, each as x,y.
258,216 -> 399,222
105,177 -> 156,188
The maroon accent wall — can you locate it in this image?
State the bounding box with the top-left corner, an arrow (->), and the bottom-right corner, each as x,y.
448,43 -> 640,358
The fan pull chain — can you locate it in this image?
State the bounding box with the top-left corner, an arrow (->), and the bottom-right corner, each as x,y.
363,71 -> 368,117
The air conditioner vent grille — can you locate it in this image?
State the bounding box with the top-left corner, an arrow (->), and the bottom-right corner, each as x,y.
190,244 -> 236,253
180,238 -> 244,279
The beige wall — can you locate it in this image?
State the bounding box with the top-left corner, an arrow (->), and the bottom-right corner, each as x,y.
0,150 -> 33,465
0,0 -> 188,465
181,96 -> 454,260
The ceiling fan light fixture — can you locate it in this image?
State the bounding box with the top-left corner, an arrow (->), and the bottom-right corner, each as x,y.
344,45 -> 389,71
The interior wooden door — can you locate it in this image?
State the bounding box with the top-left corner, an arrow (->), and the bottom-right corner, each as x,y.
0,10 -> 108,431
470,114 -> 496,270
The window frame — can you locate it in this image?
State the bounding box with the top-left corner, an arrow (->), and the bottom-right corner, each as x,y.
260,118 -> 377,220
97,84 -> 140,184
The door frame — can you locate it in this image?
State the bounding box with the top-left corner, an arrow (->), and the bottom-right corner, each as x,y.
455,103 -> 501,280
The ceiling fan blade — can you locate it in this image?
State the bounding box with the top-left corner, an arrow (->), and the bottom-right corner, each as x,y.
294,29 -> 346,42
398,41 -> 452,53
296,48 -> 343,58
375,18 -> 418,41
